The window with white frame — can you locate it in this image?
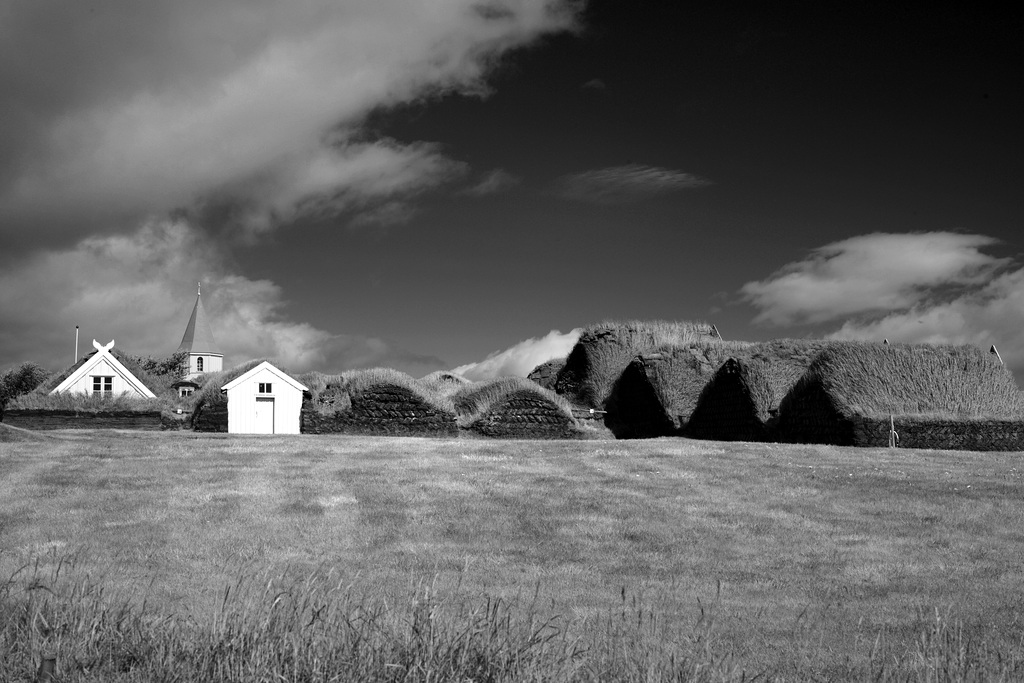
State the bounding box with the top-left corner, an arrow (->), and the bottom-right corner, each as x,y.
258,382 -> 272,394
92,376 -> 113,395
196,356 -> 204,372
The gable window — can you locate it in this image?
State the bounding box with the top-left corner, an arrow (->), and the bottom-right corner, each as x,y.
196,357 -> 204,372
258,382 -> 272,394
92,376 -> 113,395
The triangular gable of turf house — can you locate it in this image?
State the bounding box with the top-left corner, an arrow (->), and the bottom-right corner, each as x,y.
221,361 -> 308,435
686,339 -> 839,442
50,340 -> 156,398
603,342 -> 737,439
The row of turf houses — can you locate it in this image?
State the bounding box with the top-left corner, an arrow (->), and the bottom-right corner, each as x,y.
185,363 -> 588,439
543,321 -> 1024,451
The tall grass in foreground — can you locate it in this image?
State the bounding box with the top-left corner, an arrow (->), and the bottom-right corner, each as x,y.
2,553 -> 1022,682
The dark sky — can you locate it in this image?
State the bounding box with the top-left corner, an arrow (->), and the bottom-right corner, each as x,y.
1,1 -> 1021,381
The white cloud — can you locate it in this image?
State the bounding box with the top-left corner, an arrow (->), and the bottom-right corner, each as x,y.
0,0 -> 581,237
214,140 -> 468,237
553,164 -> 711,203
453,328 -> 581,381
740,231 -> 1024,379
740,232 -> 1008,326
0,220 -> 444,375
461,168 -> 520,196
825,267 -> 1024,374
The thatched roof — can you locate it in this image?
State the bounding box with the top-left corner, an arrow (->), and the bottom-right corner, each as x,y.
784,342 -> 1024,419
554,320 -> 721,409
453,377 -> 582,439
527,358 -> 565,391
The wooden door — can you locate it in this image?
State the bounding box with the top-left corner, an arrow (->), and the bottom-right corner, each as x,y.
254,397 -> 275,434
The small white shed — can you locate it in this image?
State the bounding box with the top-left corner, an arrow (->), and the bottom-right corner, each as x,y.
221,361 -> 308,435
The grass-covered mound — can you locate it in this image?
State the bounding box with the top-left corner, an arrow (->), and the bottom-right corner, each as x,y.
527,358 -> 565,391
419,370 -> 473,396
775,342 -> 1024,450
686,339 -> 838,442
453,377 -> 584,439
554,320 -> 721,409
302,368 -> 457,436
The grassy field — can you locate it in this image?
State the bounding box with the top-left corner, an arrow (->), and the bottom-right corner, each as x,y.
2,431 -> 1024,680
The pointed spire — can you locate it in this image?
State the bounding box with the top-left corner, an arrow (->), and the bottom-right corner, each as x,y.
177,284 -> 219,354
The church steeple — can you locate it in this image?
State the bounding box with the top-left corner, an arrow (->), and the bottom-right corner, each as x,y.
177,282 -> 223,379
177,282 -> 219,355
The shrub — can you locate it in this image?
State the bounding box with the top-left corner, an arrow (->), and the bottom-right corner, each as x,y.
0,362 -> 50,418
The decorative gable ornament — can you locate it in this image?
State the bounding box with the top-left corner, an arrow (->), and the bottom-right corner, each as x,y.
50,339 -> 157,398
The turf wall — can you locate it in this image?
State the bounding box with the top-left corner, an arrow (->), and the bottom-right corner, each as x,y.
2,409 -> 163,431
302,385 -> 457,437
852,416 -> 1024,451
192,402 -> 228,432
468,391 -> 582,439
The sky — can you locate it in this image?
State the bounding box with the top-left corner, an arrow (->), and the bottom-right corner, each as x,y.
1,1 -> 1022,384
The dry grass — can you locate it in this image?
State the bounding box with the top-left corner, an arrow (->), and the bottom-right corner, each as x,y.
2,432 -> 1024,679
418,370 -> 473,396
8,392 -> 166,413
794,342 -> 1024,419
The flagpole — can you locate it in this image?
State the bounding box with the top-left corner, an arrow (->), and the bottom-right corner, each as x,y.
75,325 -> 79,363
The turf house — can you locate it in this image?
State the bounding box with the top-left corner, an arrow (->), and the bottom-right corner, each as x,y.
527,358 -> 565,391
1,340 -> 182,430
222,361 -> 309,435
49,339 -> 156,398
773,341 -> 1024,451
454,377 -> 584,439
602,342 -> 734,439
302,368 -> 458,436
685,339 -> 836,442
554,320 -> 721,410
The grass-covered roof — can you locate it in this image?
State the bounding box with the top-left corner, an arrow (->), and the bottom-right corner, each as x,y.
304,367 -> 455,415
785,342 -> 1024,419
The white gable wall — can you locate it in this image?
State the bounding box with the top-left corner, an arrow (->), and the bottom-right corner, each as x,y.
50,340 -> 157,398
60,358 -> 147,396
225,365 -> 304,434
